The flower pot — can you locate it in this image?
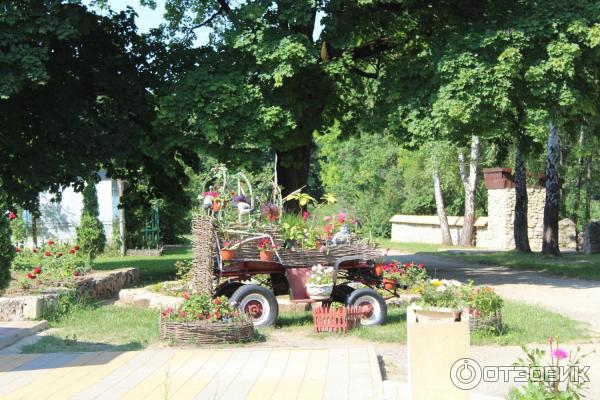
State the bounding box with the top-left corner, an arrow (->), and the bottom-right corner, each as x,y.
220,249 -> 236,261
374,264 -> 384,276
382,278 -> 398,290
259,250 -> 274,261
212,201 -> 221,212
412,305 -> 462,323
306,283 -> 334,300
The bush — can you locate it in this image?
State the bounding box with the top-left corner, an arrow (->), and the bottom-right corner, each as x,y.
0,188 -> 15,292
77,214 -> 106,264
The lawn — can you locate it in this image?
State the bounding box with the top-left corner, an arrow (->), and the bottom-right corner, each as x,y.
94,246 -> 193,285
20,298 -> 589,353
265,300 -> 590,346
377,239 -> 600,281
21,305 -> 159,353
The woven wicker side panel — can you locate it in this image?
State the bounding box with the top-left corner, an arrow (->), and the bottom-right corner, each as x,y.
160,318 -> 254,344
191,215 -> 215,295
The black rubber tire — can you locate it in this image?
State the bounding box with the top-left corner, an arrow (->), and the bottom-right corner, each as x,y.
230,284 -> 279,327
214,282 -> 244,298
332,284 -> 355,303
346,288 -> 387,326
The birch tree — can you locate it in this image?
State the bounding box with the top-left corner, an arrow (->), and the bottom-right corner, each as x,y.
458,135 -> 480,246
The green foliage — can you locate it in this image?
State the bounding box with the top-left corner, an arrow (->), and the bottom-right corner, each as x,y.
0,186 -> 15,292
9,208 -> 27,244
41,291 -> 96,323
76,214 -> 106,263
82,181 -> 100,218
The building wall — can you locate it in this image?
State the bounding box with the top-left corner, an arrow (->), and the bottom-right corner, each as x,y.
35,180 -> 119,244
391,222 -> 465,245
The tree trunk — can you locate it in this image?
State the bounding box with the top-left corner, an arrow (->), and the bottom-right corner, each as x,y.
117,179 -> 127,256
585,153 -> 593,226
513,144 -> 531,252
276,144 -> 312,212
433,168 -> 453,245
542,123 -> 561,256
571,129 -> 586,251
458,135 -> 480,246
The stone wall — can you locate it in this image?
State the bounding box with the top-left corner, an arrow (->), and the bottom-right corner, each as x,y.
477,188 -> 546,250
584,221 -> 600,254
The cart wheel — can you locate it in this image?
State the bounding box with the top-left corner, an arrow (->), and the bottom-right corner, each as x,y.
230,284 -> 279,327
346,288 -> 387,326
332,284 -> 355,303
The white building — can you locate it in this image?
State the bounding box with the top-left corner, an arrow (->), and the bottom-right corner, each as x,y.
23,173 -> 121,244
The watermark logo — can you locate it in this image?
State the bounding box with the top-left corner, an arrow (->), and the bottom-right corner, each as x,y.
450,358 -> 482,390
450,358 -> 590,390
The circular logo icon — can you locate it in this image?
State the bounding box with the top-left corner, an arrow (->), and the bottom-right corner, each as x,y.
450,358 -> 482,390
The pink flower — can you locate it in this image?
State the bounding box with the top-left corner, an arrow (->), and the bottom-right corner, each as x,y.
350,218 -> 357,225
323,216 -> 332,222
8,212 -> 16,220
337,212 -> 346,224
324,225 -> 332,234
183,292 -> 190,300
302,210 -> 309,222
418,263 -> 425,269
551,348 -> 568,360
319,245 -> 326,253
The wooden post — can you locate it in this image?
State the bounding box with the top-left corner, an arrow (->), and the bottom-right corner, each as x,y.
191,215 -> 215,295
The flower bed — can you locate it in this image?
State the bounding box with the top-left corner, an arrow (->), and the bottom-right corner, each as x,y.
159,293 -> 254,345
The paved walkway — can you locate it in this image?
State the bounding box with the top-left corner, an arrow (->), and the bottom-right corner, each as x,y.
390,252 -> 600,334
0,347 -> 382,400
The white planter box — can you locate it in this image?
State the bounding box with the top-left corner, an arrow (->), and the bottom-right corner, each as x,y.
306,284 -> 333,300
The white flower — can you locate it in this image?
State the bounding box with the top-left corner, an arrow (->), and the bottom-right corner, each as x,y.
312,265 -> 318,272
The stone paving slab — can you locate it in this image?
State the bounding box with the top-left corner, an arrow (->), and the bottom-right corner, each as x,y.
0,347 -> 383,400
0,320 -> 48,350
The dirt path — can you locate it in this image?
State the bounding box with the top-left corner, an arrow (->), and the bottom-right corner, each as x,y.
389,251 -> 600,335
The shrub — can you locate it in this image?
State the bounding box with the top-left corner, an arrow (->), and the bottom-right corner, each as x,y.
41,291 -> 96,322
9,209 -> 27,244
0,188 -> 15,292
77,214 -> 105,264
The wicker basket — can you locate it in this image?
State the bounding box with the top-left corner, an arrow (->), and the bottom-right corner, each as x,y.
159,316 -> 254,344
469,309 -> 503,333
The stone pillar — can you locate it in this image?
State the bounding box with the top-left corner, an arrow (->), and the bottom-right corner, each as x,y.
584,221 -> 600,254
191,215 -> 215,295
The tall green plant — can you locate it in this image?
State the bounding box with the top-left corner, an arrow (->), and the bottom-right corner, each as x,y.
0,185 -> 15,292
76,181 -> 105,263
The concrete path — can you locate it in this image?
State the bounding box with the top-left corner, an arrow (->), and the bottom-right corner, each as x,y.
390,252 -> 600,334
0,321 -> 48,351
0,347 -> 382,400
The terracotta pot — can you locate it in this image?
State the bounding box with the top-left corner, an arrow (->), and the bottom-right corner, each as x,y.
220,249 -> 235,261
374,264 -> 384,276
383,278 -> 397,290
259,250 -> 274,261
212,201 -> 221,212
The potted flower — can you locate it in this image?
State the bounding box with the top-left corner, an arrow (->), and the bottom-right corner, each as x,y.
220,240 -> 240,261
412,279 -> 467,322
306,264 -> 335,300
382,261 -> 404,290
257,238 -> 277,261
467,285 -> 504,333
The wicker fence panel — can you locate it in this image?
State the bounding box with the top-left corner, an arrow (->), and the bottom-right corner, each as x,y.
312,305 -> 362,333
191,215 -> 215,295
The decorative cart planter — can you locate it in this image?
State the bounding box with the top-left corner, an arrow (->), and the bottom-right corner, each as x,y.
259,250 -> 274,261
220,249 -> 236,261
469,309 -> 503,333
312,305 -> 362,333
306,283 -> 334,300
411,305 -> 462,323
159,317 -> 254,344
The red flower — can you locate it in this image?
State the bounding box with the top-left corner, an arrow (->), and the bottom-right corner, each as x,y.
213,312 -> 221,320
418,263 -> 425,269
69,249 -> 75,254
161,307 -> 173,317
183,292 -> 190,300
179,311 -> 187,318
73,271 -> 81,277
74,245 -> 80,250
48,240 -> 55,246
302,210 -> 309,222
44,251 -> 51,257
324,225 -> 332,234
27,273 -> 36,279
213,297 -> 221,305
34,266 -> 42,274
8,212 -> 16,220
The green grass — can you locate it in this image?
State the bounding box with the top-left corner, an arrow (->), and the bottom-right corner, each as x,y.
268,301 -> 590,346
21,305 -> 159,353
444,250 -> 600,281
375,238 -> 445,254
94,246 -> 193,285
